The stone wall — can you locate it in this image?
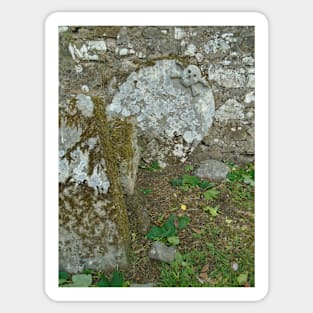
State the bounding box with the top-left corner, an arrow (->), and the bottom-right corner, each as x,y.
60,25 -> 254,164
59,25 -> 254,272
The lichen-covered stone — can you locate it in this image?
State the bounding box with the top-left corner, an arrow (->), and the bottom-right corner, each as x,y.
106,59 -> 215,165
58,95 -> 139,273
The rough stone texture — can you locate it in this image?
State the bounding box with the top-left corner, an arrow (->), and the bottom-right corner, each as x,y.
60,26 -> 255,164
194,159 -> 230,182
58,25 -> 255,273
148,241 -> 176,263
106,59 -> 215,165
59,91 -> 139,273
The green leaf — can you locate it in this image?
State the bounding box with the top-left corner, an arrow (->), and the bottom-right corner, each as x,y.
167,236 -> 180,246
70,274 -> 92,287
242,175 -> 254,186
96,275 -> 110,287
59,271 -> 69,280
175,252 -> 183,264
204,206 -> 218,217
146,215 -> 177,240
182,175 -> 201,187
184,165 -> 194,172
59,278 -> 68,286
203,188 -> 219,201
171,178 -> 183,187
111,270 -> 124,287
210,208 -> 218,217
181,184 -> 190,191
198,181 -> 215,190
178,216 -> 190,230
237,273 -> 248,285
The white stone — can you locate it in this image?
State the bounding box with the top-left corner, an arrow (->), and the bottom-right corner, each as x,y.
242,56 -> 254,66
174,27 -> 186,40
184,44 -> 197,56
244,91 -> 255,104
208,65 -> 247,88
81,85 -> 89,92
87,40 -> 107,51
119,48 -> 129,56
195,53 -> 203,62
76,94 -> 94,117
59,26 -> 68,33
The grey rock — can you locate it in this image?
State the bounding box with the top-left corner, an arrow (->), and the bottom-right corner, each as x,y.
194,159 -> 230,182
148,241 -> 176,263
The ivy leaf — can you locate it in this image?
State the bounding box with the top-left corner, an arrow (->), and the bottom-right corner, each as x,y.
203,189 -> 219,201
178,216 -> 190,230
167,236 -> 180,246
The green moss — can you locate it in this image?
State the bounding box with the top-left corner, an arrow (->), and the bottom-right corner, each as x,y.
92,96 -> 131,249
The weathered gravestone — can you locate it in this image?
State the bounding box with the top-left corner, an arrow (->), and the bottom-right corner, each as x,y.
106,59 -> 215,166
59,95 -> 140,273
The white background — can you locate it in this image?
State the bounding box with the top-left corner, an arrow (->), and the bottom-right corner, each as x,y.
0,0 -> 312,312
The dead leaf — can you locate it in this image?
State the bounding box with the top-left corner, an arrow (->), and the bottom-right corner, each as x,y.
199,271 -> 208,282
191,227 -> 202,234
200,264 -> 210,273
244,281 -> 251,287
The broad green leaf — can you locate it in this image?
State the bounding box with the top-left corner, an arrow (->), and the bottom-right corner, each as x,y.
96,275 -> 110,287
146,215 -> 177,240
203,188 -> 219,201
71,274 -> 92,287
59,271 -> 69,280
167,236 -> 180,246
178,216 -> 190,230
237,273 -> 248,285
111,270 -> 124,287
182,175 -> 201,187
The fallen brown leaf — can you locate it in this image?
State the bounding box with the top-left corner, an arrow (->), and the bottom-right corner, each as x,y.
191,227 -> 202,234
200,264 -> 210,273
199,271 -> 208,282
